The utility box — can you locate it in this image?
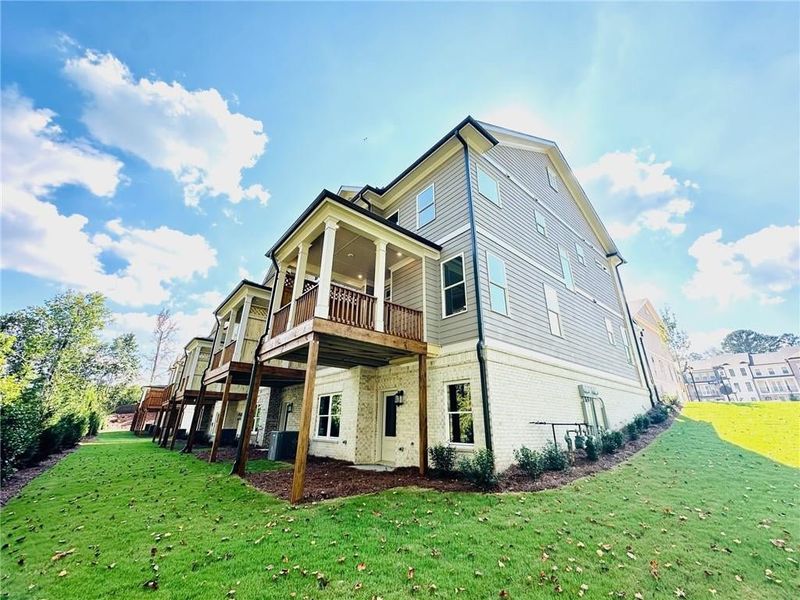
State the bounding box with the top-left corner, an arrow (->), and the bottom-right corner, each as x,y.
268,431 -> 298,461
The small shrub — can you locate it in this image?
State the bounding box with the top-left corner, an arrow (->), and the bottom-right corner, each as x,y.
458,448 -> 497,490
87,411 -> 102,437
514,446 -> 543,479
611,430 -> 625,450
600,430 -> 622,454
625,422 -> 639,441
648,404 -> 670,424
574,434 -> 586,450
584,436 -> 599,461
541,441 -> 569,471
428,444 -> 457,474
634,414 -> 650,432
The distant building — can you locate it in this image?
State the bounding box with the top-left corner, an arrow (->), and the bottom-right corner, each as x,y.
684,347 -> 800,402
628,298 -> 688,403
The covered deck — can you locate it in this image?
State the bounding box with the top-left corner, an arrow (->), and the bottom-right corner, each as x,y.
131,385 -> 171,434
253,190 -> 440,502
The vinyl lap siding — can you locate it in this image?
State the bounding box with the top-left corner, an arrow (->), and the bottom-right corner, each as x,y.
470,147 -> 639,381
391,260 -> 423,311
383,151 -> 478,347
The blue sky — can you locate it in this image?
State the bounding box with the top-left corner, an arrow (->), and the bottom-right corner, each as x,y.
2,2 -> 798,363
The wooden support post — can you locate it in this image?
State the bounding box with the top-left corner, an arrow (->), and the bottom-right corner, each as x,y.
151,408 -> 164,442
418,353 -> 428,476
169,399 -> 187,450
183,385 -> 206,453
290,335 -> 319,504
209,375 -> 233,463
231,362 -> 264,477
159,406 -> 176,447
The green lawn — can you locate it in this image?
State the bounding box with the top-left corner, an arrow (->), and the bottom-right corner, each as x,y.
2,409 -> 798,599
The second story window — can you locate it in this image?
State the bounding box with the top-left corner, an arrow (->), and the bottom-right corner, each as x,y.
620,325 -> 633,364
477,166 -> 500,206
728,368 -> 735,376
543,283 -> 562,337
534,209 -> 548,237
604,317 -> 616,345
442,255 -> 467,317
575,243 -> 586,266
486,252 -> 509,315
416,184 -> 435,228
559,246 -> 574,291
746,381 -> 753,392
740,367 -> 747,376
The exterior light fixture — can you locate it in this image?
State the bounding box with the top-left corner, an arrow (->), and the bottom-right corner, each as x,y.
394,390 -> 405,406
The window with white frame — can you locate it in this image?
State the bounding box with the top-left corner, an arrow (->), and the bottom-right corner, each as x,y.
734,382 -> 741,392
757,380 -> 769,393
575,243 -> 586,266
441,256 -> 467,317
447,382 -> 474,444
486,252 -> 509,315
316,393 -> 342,438
787,379 -> 799,392
768,368 -> 775,375
782,367 -> 790,374
728,368 -> 735,376
740,367 -> 747,376
604,317 -> 616,345
754,368 -> 762,376
745,381 -> 753,392
546,166 -> 559,192
534,209 -> 548,237
559,246 -> 574,291
620,325 -> 633,364
416,184 -> 435,228
477,166 -> 500,205
543,284 -> 562,337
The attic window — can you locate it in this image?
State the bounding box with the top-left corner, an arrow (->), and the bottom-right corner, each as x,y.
546,166 -> 559,192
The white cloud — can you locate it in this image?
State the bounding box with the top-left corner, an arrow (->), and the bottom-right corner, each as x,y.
683,225 -> 800,308
63,49 -> 269,207
687,328 -> 732,354
1,87 -> 122,197
1,89 -> 218,307
623,276 -> 667,306
577,149 -> 696,240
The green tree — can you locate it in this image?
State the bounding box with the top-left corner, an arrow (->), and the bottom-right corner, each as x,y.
721,329 -> 800,354
660,306 -> 691,370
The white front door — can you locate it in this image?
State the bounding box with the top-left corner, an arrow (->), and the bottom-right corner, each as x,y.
379,392 -> 398,464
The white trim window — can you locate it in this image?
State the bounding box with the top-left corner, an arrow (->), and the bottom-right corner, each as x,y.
604,317 -> 616,345
558,246 -> 574,291
486,252 -> 509,315
546,165 -> 559,192
575,243 -> 586,266
416,184 -> 435,228
745,381 -> 753,392
534,209 -> 548,237
543,283 -> 562,337
620,325 -> 633,364
316,393 -> 342,438
441,255 -> 467,317
477,166 -> 500,206
446,382 -> 474,445
740,367 -> 747,376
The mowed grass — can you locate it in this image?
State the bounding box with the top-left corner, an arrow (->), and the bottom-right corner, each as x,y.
683,401 -> 800,468
1,411 -> 798,600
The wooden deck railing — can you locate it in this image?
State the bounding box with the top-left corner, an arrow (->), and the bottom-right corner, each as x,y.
384,301 -> 424,341
329,284 -> 376,330
271,303 -> 291,337
267,282 -> 423,342
293,285 -> 318,327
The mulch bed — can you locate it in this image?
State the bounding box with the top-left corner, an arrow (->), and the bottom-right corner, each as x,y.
246,415 -> 675,502
0,442 -> 87,507
193,447 -> 271,462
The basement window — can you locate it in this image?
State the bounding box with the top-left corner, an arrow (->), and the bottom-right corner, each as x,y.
447,382 -> 474,445
316,393 -> 342,438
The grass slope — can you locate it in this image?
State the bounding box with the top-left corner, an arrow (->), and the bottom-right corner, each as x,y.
683,401 -> 800,468
2,410 -> 798,599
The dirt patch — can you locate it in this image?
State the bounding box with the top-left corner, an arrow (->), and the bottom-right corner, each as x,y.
245,415 -> 675,502
193,447 -> 270,462
104,413 -> 134,431
1,444 -> 85,507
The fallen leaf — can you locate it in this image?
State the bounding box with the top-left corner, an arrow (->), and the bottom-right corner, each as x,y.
58,570 -> 67,577
51,548 -> 76,562
674,589 -> 685,598
357,562 -> 366,572
407,566 -> 415,579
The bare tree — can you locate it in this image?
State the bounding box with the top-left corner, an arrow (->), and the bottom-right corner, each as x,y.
148,308 -> 178,384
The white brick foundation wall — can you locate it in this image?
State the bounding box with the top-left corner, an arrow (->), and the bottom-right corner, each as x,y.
485,343 -> 651,470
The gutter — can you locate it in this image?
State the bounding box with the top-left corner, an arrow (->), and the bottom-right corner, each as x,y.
232,254 -> 281,476
456,132 -> 493,452
609,255 -> 658,407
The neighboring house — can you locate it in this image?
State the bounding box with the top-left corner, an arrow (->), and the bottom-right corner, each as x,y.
629,298 -> 688,403
684,347 -> 800,402
145,116 -> 656,503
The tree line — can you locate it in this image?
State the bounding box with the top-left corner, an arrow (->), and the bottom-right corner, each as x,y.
0,291 -> 140,479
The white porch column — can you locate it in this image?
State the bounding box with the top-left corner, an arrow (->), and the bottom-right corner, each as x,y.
187,345 -> 201,388
232,295 -> 253,361
223,307 -> 237,346
314,218 -> 339,319
267,265 -> 286,337
287,241 -> 310,326
373,239 -> 387,332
